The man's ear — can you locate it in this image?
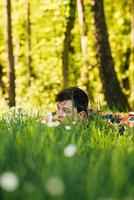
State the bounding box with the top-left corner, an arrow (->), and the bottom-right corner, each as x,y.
78,111 -> 87,120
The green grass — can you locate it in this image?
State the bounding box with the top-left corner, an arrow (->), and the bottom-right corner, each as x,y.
0,108 -> 134,200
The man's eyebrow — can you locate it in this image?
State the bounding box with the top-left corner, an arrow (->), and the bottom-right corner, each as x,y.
57,102 -> 66,106
63,107 -> 71,111
57,104 -> 70,109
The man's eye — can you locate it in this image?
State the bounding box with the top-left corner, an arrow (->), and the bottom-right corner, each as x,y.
63,109 -> 71,113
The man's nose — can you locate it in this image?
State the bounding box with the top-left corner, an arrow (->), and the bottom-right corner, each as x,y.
57,110 -> 64,118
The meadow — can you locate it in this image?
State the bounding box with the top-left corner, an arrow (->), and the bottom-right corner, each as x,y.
0,108 -> 134,200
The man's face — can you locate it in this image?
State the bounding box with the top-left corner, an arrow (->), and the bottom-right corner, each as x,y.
56,100 -> 77,123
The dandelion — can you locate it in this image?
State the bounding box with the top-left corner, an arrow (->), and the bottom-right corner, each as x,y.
0,171 -> 19,192
47,121 -> 60,127
72,121 -> 76,124
65,125 -> 71,130
64,144 -> 77,157
45,176 -> 65,197
47,112 -> 53,122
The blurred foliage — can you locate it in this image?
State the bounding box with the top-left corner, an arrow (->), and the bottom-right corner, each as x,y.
0,0 -> 132,111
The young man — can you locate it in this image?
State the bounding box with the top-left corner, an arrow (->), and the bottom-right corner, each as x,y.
55,87 -> 134,129
55,87 -> 89,123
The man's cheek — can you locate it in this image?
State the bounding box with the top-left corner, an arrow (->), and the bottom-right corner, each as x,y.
63,113 -> 66,117
62,113 -> 71,122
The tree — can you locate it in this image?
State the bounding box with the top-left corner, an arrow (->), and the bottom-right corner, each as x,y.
62,0 -> 76,88
0,0 -> 132,109
5,0 -> 16,107
26,0 -> 32,86
77,0 -> 89,93
121,47 -> 131,92
0,64 -> 5,95
91,0 -> 130,111
131,0 -> 134,109
131,0 -> 134,68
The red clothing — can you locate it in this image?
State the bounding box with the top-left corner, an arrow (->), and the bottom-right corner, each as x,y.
88,109 -> 134,129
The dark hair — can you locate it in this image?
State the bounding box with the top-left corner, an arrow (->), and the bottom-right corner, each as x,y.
55,87 -> 89,113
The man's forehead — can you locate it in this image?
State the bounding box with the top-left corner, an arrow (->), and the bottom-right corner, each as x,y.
57,100 -> 72,107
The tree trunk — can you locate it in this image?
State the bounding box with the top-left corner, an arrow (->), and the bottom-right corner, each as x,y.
5,0 -> 16,107
132,0 -> 134,66
121,47 -> 131,91
131,0 -> 134,109
77,0 -> 90,93
0,64 -> 5,95
26,0 -> 32,86
62,0 -> 76,88
91,0 -> 130,111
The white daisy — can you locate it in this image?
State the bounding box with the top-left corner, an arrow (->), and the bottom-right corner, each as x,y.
45,176 -> 65,197
0,171 -> 19,192
47,121 -> 60,127
65,125 -> 71,130
64,144 -> 77,157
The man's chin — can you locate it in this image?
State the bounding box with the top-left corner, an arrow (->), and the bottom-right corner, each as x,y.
57,116 -> 73,124
63,119 -> 73,124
